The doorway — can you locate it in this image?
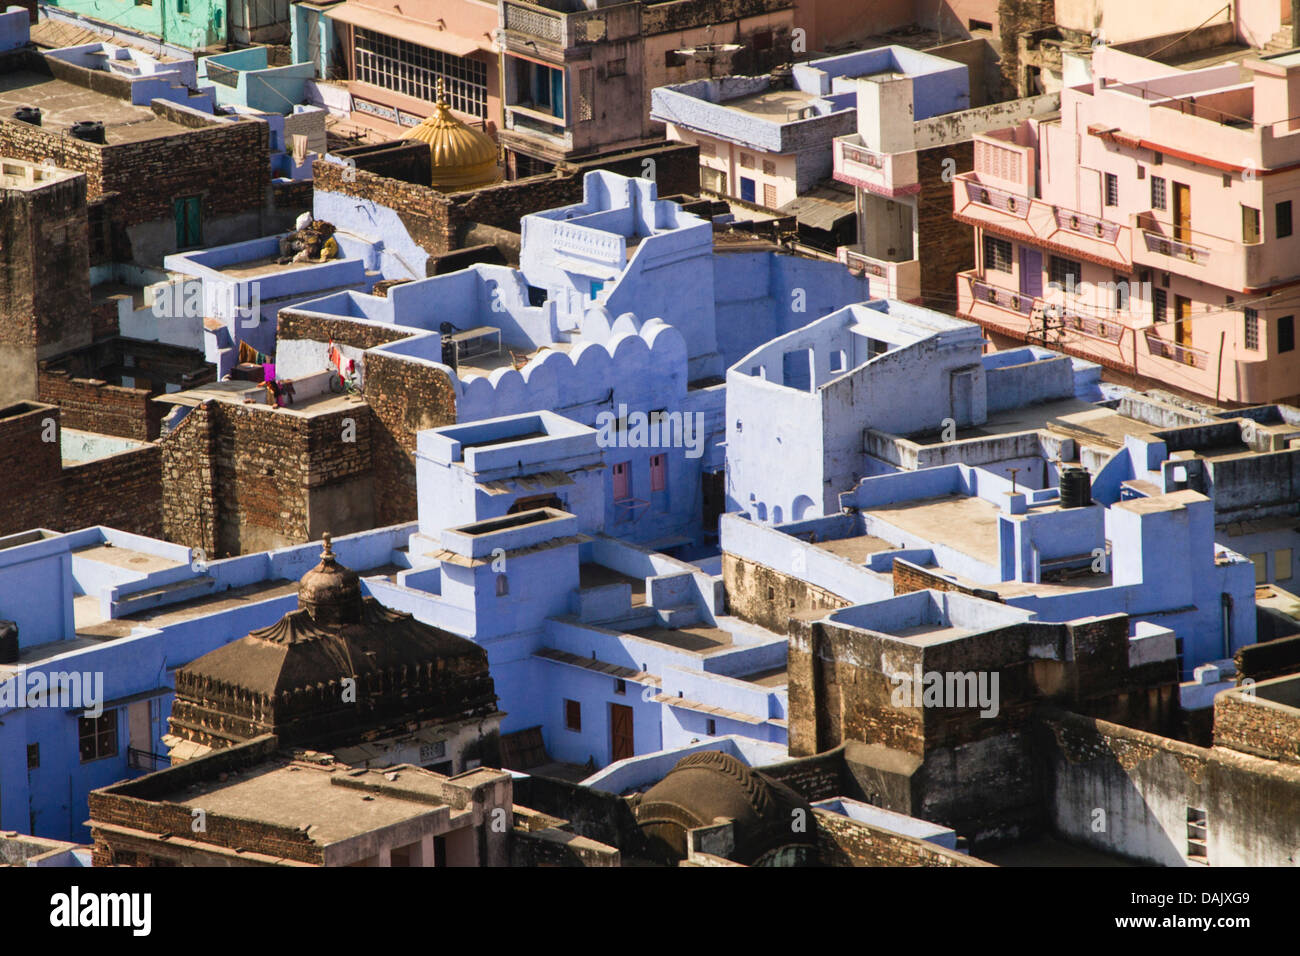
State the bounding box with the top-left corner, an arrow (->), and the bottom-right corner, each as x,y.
1019,247 -> 1043,299
1175,295 -> 1193,348
610,703 -> 634,762
1173,183 -> 1191,243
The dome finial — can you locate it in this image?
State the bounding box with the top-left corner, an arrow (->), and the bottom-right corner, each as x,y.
436,76 -> 447,108
321,532 -> 333,560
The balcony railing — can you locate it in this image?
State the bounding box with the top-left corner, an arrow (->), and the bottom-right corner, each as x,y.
842,143 -> 883,169
963,179 -> 1031,219
1141,230 -> 1211,265
1060,311 -> 1125,343
128,747 -> 169,772
503,2 -> 562,44
845,249 -> 887,278
1055,208 -> 1121,243
971,278 -> 1036,316
1143,329 -> 1209,369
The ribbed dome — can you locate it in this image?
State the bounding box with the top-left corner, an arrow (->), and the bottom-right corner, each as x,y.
298,533 -> 362,625
403,78 -> 500,190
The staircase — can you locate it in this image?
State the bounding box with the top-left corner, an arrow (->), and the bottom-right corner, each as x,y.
1265,26 -> 1295,54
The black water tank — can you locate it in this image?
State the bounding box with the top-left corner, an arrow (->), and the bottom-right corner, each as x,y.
13,106 -> 41,126
70,120 -> 106,144
1059,467 -> 1093,509
0,620 -> 17,665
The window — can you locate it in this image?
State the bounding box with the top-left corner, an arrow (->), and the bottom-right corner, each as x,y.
1186,807 -> 1208,863
27,743 -> 39,769
739,152 -> 754,169
829,349 -> 846,372
763,183 -> 777,207
79,710 -> 118,763
495,574 -> 509,597
1153,288 -> 1167,323
614,678 -> 627,695
1241,205 -> 1261,244
1049,255 -> 1082,290
1151,176 -> 1166,210
649,453 -> 666,493
697,141 -> 715,158
752,29 -> 774,51
762,159 -> 776,176
706,718 -> 717,735
356,29 -> 489,119
1113,274 -> 1129,311
564,699 -> 582,732
177,0 -> 188,12
968,18 -> 993,30
1277,549 -> 1293,581
1104,172 -> 1118,207
1244,308 -> 1259,349
1251,553 -> 1267,584
1277,200 -> 1293,239
666,50 -> 688,68
1280,315 -> 1295,353
606,58 -> 626,77
983,235 -> 1013,273
700,167 -> 726,193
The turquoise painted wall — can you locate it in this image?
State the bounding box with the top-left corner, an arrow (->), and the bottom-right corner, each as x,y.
50,0 -> 226,49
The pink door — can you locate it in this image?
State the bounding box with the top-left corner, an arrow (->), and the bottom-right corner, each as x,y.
612,461 -> 629,500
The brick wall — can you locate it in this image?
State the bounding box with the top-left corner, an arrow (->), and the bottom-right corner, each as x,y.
721,551 -> 851,634
813,809 -> 990,867
0,401 -> 162,537
917,142 -> 974,311
761,749 -> 845,801
38,371 -> 158,441
362,350 -> 457,527
893,557 -> 1002,600
61,444 -> 163,537
508,828 -> 622,866
0,403 -> 62,533
1213,690 -> 1300,765
161,402 -> 219,555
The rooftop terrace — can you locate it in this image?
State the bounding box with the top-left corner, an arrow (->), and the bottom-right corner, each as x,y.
0,71 -> 188,143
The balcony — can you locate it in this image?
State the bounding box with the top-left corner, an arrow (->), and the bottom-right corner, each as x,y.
841,247 -> 921,301
501,1 -> 620,53
1143,329 -> 1210,370
969,276 -> 1035,316
954,171 -> 1131,270
1140,229 -> 1211,265
833,134 -> 919,197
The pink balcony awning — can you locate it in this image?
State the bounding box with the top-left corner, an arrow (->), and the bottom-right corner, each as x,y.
325,3 -> 494,57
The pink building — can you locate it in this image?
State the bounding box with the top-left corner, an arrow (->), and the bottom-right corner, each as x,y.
954,46 -> 1300,405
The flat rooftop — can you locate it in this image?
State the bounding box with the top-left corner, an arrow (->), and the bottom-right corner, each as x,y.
166,760 -> 453,846
866,494 -> 1001,567
723,87 -> 819,119
456,340 -> 574,380
629,623 -> 734,655
910,397 -> 1163,449
0,71 -> 190,144
160,380 -> 367,417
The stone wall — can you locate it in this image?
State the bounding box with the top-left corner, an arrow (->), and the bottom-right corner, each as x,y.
721,551 -> 851,634
60,444 -> 163,537
509,828 -> 622,866
892,557 -> 1002,600
160,396 -> 376,556
0,402 -> 62,533
1038,707 -> 1300,866
1212,688 -> 1300,766
997,0 -> 1057,99
814,809 -> 991,867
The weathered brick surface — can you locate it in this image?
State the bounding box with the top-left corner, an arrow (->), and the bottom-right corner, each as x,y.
917,142 -> 974,311
0,402 -> 161,537
814,809 -> 990,867
1213,691 -> 1300,765
161,397 -> 375,556
38,371 -> 159,441
721,552 -> 850,634
997,0 -> 1056,99
893,557 -> 1001,600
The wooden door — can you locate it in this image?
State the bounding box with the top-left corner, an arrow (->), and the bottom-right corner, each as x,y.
1175,295 -> 1193,347
1019,247 -> 1043,298
610,703 -> 634,762
1173,183 -> 1191,242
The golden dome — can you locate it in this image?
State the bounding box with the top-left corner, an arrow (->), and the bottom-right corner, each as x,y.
404,78 -> 501,190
